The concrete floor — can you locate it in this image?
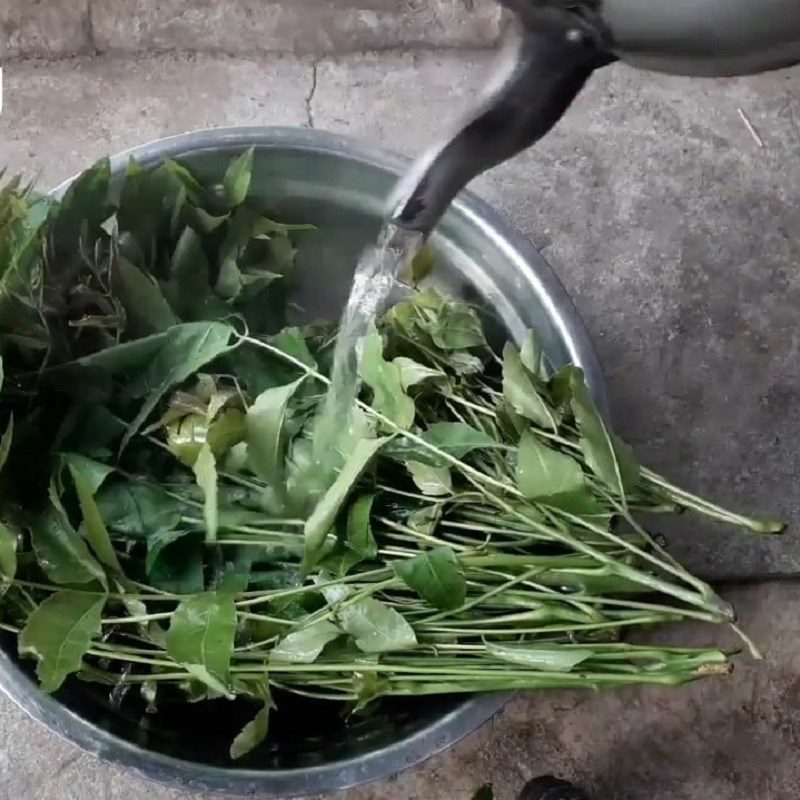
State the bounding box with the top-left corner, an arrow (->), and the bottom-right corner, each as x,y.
1,50 -> 800,798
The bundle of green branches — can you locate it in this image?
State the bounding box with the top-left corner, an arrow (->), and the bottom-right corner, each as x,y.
0,152 -> 782,760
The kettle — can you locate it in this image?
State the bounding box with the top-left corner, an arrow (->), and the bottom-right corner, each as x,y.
391,0 -> 800,234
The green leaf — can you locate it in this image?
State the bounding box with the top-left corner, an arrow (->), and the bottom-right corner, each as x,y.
270,620 -> 341,664
317,543 -> 365,578
246,378 -> 304,485
392,357 -> 447,392
51,158 -> 111,256
215,255 -> 243,300
569,370 -> 639,496
430,304 -> 485,350
406,460 -> 452,496
0,414 -> 12,473
407,504 -> 442,537
339,597 -> 417,654
405,244 -> 435,285
146,530 -> 204,594
315,573 -> 353,606
516,429 -> 586,500
65,455 -> 121,572
423,422 -> 496,458
30,488 -> 106,585
361,324 -> 415,430
0,522 -> 18,589
119,321 -> 234,450
19,590 -> 106,691
115,160 -> 182,254
163,159 -> 205,201
486,641 -> 593,672
166,592 -> 237,695
230,691 -> 276,760
394,547 -> 465,611
541,488 -> 608,518
346,494 -> 377,559
231,327 -> 317,397
353,669 -> 390,712
111,256 -> 177,338
519,329 -> 547,381
46,328 -> 174,386
502,343 -> 558,431
97,482 -> 183,539
162,227 -> 212,320
193,443 -> 218,543
385,422 -> 497,467
303,437 -> 389,571
221,147 -> 255,208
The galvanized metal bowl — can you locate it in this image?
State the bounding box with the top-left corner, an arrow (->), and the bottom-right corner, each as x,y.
0,127 -> 606,797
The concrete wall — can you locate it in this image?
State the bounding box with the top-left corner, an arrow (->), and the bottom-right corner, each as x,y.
1,0 -> 502,59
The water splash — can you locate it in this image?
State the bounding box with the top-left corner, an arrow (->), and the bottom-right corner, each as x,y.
312,223 -> 423,481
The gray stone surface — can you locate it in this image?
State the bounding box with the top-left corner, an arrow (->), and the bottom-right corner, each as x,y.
0,53 -> 312,187
2,1 -> 501,58
0,1 -> 91,59
1,48 -> 800,799
97,0 -> 502,54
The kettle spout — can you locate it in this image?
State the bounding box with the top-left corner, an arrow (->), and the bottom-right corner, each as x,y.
390,20 -> 612,237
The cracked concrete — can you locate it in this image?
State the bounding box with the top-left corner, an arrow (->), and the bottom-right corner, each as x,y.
1,46 -> 800,800
306,59 -> 319,128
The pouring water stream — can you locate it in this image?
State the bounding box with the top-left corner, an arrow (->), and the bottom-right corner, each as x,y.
310,223 -> 424,483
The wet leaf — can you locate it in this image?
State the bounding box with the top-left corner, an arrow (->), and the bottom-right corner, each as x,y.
230,689 -> 276,760
407,460 -> 452,496
0,413 -> 12,474
220,147 -> 254,208
246,378 -> 304,485
166,592 -> 237,695
519,329 -> 547,381
392,357 -> 448,392
270,620 -> 341,664
346,494 -> 377,559
430,304 -> 484,351
119,321 -> 234,450
162,227 -> 212,320
361,324 -> 415,429
31,488 -> 106,585
97,482 -> 183,539
339,597 -> 417,654
0,522 -> 18,588
405,245 -> 435,286
569,370 -> 639,497
51,159 -> 111,256
111,256 -> 177,338
502,343 -> 558,431
65,455 -> 121,572
192,443 -> 218,543
303,437 -> 389,570
394,547 -> 465,611
385,422 -> 496,467
486,641 -> 593,672
19,590 -> 106,691
353,669 -> 389,712
516,429 -> 585,500
146,530 -> 204,594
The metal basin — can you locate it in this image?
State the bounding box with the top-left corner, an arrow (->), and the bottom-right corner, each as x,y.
0,127 -> 606,797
